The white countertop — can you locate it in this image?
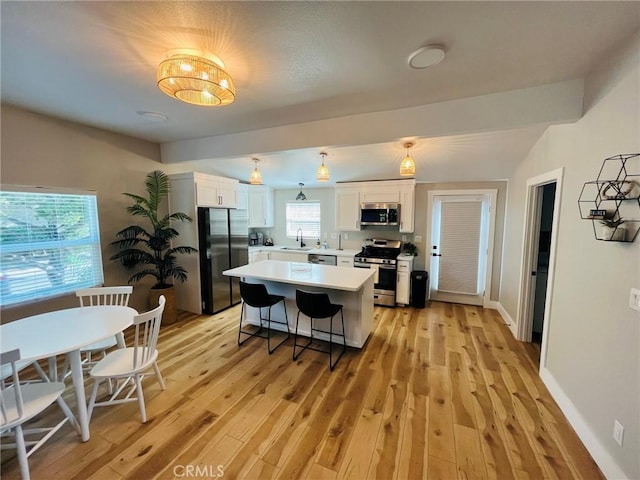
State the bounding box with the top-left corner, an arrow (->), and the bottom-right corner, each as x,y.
223,259 -> 374,291
249,245 -> 361,257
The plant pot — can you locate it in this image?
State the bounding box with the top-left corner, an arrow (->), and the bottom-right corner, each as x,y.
600,225 -> 626,241
149,285 -> 178,325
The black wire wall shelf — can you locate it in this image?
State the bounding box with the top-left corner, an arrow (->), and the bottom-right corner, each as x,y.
578,153 -> 640,242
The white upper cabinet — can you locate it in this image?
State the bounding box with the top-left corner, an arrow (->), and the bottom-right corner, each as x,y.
248,185 -> 274,228
360,187 -> 400,204
399,185 -> 415,233
192,173 -> 238,208
335,186 -> 361,231
236,183 -> 248,210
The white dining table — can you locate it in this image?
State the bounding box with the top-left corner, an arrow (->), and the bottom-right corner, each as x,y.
0,305 -> 136,441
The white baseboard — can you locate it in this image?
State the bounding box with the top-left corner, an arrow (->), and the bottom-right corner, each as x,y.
495,302 -> 518,338
539,367 -> 628,480
483,300 -> 499,309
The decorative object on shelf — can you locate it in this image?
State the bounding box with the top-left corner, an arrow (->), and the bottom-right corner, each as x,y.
400,141 -> 416,177
157,49 -> 235,107
599,217 -> 626,242
317,152 -> 330,182
588,209 -> 607,220
295,183 -> 307,201
602,180 -> 636,199
249,158 -> 263,185
403,242 -> 418,256
110,170 -> 198,323
578,153 -> 640,242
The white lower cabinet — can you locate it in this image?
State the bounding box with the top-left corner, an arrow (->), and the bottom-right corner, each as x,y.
338,257 -> 354,268
249,251 -> 270,263
396,258 -> 414,306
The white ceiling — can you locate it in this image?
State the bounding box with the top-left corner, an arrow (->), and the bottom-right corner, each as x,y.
2,1 -> 639,187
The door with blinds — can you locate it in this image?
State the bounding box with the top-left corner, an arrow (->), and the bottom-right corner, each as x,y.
429,193 -> 492,306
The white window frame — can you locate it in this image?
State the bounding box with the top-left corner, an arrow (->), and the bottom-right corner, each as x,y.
285,201 -> 321,239
0,185 -> 104,307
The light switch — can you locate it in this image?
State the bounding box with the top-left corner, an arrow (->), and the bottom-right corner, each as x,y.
629,288 -> 640,312
414,235 -> 422,243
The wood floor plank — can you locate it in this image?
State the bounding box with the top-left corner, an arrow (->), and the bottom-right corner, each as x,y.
396,392 -> 428,480
454,424 -> 488,480
428,365 -> 456,463
427,455 -> 457,480
335,367 -> 386,480
1,302 -> 604,480
448,350 -> 477,429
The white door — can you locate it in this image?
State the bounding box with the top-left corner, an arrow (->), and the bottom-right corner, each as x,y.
428,192 -> 495,306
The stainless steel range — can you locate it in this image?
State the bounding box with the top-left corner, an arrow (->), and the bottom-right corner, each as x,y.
354,238 -> 401,307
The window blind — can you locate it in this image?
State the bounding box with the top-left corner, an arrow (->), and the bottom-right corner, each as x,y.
438,201 -> 481,295
285,202 -> 321,239
0,188 -> 104,307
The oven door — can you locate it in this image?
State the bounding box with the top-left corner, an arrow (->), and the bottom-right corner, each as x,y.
354,263 -> 397,306
375,264 -> 397,291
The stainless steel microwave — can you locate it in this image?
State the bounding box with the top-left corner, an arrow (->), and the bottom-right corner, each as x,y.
360,203 -> 400,226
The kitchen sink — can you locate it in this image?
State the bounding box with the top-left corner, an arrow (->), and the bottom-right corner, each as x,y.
280,247 -> 314,251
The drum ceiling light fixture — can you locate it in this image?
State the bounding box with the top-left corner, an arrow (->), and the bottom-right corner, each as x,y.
157,49 -> 235,107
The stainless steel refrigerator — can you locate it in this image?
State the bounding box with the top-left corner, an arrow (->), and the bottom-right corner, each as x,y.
198,207 -> 249,314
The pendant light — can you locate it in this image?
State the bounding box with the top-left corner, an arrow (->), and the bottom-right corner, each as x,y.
316,152 -> 330,182
400,141 -> 416,177
295,183 -> 307,201
249,158 -> 263,185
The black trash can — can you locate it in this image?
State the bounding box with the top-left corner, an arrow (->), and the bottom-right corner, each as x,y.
411,271 -> 429,308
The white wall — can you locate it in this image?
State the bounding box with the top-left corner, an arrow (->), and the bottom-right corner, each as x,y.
0,105 -> 164,320
500,31 -> 640,479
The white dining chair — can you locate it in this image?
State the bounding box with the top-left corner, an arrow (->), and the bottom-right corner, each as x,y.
1,349 -> 76,480
87,295 -> 166,424
58,286 -> 133,381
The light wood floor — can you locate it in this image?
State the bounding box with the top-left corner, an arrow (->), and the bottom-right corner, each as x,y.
1,302 -> 603,479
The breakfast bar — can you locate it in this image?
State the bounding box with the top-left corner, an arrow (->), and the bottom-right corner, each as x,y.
223,259 -> 375,347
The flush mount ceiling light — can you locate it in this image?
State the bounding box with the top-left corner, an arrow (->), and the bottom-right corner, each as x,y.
408,44 -> 446,69
400,141 -> 416,177
296,183 -> 307,201
316,152 -> 330,182
157,49 -> 235,107
249,158 -> 263,185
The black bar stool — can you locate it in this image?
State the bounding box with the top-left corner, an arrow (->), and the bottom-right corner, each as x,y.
238,281 -> 290,354
293,289 -> 346,370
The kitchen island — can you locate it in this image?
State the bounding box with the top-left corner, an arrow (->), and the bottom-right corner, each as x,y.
223,260 -> 375,348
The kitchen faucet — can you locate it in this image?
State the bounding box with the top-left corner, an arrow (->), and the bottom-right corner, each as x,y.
296,228 -> 305,247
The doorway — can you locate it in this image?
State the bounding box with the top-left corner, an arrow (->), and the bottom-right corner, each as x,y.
531,183 -> 556,346
427,190 -> 497,306
517,168 -> 564,369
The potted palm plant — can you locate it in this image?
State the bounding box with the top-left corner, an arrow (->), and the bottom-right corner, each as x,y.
110,170 -> 197,323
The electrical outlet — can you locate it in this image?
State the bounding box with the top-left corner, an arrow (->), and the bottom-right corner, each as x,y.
414,235 -> 422,243
344,233 -> 349,240
629,288 -> 640,312
402,235 -> 407,242
613,420 -> 624,446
